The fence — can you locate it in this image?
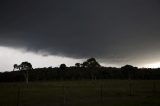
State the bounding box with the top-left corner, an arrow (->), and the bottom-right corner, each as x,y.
0,80 -> 160,106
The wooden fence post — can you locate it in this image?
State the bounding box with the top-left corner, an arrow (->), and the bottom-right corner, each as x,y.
63,85 -> 66,105
153,80 -> 156,96
129,79 -> 133,96
16,86 -> 21,106
100,84 -> 103,104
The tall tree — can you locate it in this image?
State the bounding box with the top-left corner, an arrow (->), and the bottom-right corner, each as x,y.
121,65 -> 137,79
82,58 -> 101,68
60,64 -> 67,70
19,62 -> 33,84
75,63 -> 81,67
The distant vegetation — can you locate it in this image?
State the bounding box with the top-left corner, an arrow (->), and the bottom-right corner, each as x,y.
0,58 -> 160,82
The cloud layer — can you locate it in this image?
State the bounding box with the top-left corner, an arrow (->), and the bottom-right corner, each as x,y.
0,0 -> 160,66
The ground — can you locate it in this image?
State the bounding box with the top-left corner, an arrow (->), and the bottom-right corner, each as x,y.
0,80 -> 160,106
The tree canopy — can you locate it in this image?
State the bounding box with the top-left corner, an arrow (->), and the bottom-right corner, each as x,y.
82,58 -> 101,68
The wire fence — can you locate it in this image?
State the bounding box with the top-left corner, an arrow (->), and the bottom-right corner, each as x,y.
0,80 -> 160,106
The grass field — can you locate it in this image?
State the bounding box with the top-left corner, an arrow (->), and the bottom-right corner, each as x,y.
0,80 -> 160,106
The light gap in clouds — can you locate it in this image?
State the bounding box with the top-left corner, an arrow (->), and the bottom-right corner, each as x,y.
0,46 -> 84,72
0,46 -> 159,72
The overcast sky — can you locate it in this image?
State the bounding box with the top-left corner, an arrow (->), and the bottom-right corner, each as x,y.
0,0 -> 160,71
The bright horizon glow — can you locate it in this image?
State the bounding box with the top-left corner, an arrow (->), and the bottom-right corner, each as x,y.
0,46 -> 159,72
0,46 -> 85,72
143,62 -> 160,68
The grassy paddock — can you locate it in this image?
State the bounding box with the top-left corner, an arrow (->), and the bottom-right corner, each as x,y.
0,80 -> 160,106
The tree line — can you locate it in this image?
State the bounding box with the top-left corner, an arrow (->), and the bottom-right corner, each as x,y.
0,58 -> 160,82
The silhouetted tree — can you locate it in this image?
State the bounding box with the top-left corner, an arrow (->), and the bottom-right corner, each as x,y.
19,62 -> 33,84
13,64 -> 20,71
60,64 -> 67,70
82,61 -> 88,68
121,65 -> 137,96
82,58 -> 101,68
121,65 -> 137,79
20,62 -> 32,70
81,58 -> 101,80
1,59 -> 160,82
75,63 -> 81,67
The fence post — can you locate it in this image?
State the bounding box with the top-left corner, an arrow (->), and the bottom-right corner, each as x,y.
100,84 -> 103,104
16,86 -> 21,106
129,79 -> 133,96
63,85 -> 66,105
153,80 -> 156,96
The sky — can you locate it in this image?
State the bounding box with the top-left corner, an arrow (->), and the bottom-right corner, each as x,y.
0,0 -> 160,71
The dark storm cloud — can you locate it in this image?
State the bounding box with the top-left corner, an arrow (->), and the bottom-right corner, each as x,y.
0,0 -> 160,66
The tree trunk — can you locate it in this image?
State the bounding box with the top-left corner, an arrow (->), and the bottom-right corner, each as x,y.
24,70 -> 29,84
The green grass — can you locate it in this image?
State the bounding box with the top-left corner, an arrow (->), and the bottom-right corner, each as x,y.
0,80 -> 160,106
